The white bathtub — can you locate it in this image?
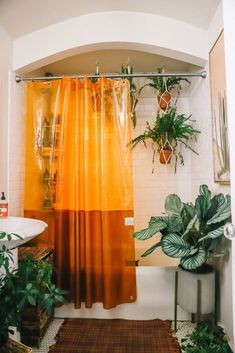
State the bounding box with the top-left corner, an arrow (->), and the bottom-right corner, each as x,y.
55,266 -> 190,320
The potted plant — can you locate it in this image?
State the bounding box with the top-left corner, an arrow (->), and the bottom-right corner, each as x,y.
134,185 -> 231,316
181,324 -> 232,353
129,107 -> 200,167
0,235 -> 66,349
139,67 -> 190,110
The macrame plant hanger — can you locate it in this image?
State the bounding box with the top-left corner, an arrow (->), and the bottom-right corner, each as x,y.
158,68 -> 174,165
158,66 -> 172,112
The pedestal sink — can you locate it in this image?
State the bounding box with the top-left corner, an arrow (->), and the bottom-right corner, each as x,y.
0,216 -> 48,250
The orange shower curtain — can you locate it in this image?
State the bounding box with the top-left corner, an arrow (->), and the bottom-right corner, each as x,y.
24,77 -> 136,309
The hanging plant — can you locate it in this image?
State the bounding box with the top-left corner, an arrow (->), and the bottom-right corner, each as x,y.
139,67 -> 190,111
129,108 -> 200,170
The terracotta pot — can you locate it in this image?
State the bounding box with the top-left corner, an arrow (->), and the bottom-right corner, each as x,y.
157,91 -> 171,110
159,149 -> 172,164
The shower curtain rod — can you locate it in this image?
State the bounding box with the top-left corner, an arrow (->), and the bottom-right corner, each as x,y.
15,70 -> 206,83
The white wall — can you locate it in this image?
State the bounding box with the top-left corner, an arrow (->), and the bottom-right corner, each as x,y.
8,72 -> 26,216
188,3 -> 234,346
12,11 -> 207,73
222,0 -> 235,349
133,96 -> 193,266
0,26 -> 12,201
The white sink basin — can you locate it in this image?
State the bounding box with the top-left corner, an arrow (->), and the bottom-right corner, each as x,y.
0,216 -> 48,250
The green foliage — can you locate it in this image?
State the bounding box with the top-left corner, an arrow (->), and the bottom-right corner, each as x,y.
0,243 -> 66,344
133,185 -> 231,270
129,108 -> 200,167
139,67 -> 190,95
181,324 -> 232,353
121,64 -> 139,128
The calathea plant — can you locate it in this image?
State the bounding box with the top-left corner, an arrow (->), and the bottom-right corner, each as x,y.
134,185 -> 231,270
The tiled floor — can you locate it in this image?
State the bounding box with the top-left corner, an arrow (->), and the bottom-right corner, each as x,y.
31,319 -> 195,353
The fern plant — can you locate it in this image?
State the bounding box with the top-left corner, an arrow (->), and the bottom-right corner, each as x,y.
129,107 -> 200,167
133,185 -> 231,270
139,67 -> 190,95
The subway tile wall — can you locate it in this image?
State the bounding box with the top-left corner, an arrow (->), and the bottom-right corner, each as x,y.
8,72 -> 26,216
133,97 -> 192,266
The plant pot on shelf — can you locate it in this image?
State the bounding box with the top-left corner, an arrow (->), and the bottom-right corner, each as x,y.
177,265 -> 215,315
159,149 -> 172,164
157,91 -> 171,110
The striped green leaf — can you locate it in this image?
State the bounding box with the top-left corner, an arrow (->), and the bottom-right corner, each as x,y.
165,194 -> 183,216
133,217 -> 167,240
161,234 -> 191,258
207,195 -> 231,225
198,225 -> 225,242
182,214 -> 197,238
141,242 -> 162,257
180,247 -> 207,270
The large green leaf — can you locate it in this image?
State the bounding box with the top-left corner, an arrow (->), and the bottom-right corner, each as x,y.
180,247 -> 207,270
207,195 -> 231,225
161,233 -> 191,258
141,242 -> 162,257
148,216 -> 168,227
184,203 -> 196,218
205,194 -> 224,221
162,215 -> 183,234
182,214 -> 198,238
200,184 -> 211,203
133,217 -> 167,240
198,225 -> 225,242
165,194 -> 183,216
195,195 -> 208,221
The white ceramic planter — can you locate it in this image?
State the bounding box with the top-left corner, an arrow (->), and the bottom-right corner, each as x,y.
177,266 -> 215,314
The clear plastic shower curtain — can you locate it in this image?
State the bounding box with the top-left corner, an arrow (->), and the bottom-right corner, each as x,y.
24,77 -> 136,308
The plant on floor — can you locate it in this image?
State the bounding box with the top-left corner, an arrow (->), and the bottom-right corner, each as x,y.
181,324 -> 232,353
129,107 -> 200,168
139,67 -> 190,110
0,237 -> 66,345
133,185 -> 231,270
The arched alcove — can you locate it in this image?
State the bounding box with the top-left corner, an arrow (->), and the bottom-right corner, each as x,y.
13,11 -> 208,74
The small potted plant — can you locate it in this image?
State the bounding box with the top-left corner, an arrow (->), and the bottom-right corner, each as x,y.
181,324 -> 232,353
134,185 -> 231,316
139,67 -> 190,110
0,236 -> 66,350
129,107 -> 200,168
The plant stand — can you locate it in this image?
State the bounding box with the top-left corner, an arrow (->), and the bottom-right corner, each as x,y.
18,247 -> 54,347
0,339 -> 33,353
174,267 -> 216,331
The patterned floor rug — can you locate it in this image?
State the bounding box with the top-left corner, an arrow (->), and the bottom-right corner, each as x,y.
48,318 -> 180,353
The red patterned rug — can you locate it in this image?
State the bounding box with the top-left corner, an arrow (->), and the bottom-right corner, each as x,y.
48,318 -> 180,353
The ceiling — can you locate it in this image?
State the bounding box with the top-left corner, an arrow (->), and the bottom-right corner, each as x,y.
0,0 -> 220,40
40,49 -> 199,76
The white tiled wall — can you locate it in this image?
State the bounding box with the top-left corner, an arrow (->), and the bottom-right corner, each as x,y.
133,96 -> 193,266
8,72 -> 26,216
189,66 -> 231,332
